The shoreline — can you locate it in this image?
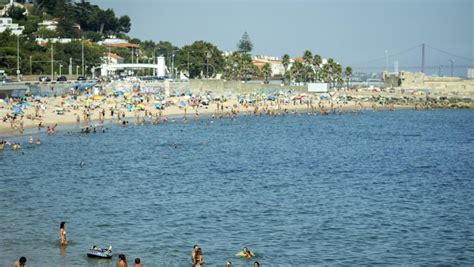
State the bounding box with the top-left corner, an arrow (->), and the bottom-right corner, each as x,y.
1,93 -> 472,138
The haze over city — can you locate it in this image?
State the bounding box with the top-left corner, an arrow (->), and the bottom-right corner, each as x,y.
92,0 -> 473,73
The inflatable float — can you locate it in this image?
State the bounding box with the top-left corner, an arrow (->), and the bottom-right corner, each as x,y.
87,245 -> 113,259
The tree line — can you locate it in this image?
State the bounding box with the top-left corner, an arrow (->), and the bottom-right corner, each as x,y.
1,1 -> 352,85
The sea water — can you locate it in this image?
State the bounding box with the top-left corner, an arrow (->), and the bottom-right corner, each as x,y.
0,109 -> 473,266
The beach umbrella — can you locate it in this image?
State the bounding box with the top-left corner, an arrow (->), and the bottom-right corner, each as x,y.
12,106 -> 23,114
178,101 -> 187,107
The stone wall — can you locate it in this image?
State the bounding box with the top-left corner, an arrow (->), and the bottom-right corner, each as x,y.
189,79 -> 306,94
383,71 -> 474,96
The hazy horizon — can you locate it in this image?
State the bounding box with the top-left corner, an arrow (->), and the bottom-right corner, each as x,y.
91,0 -> 473,75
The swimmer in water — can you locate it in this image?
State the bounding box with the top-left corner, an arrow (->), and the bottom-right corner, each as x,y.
59,221 -> 67,246
242,247 -> 254,259
191,245 -> 199,265
11,256 -> 27,267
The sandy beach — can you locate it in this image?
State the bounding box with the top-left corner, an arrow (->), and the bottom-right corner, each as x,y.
0,88 -> 472,137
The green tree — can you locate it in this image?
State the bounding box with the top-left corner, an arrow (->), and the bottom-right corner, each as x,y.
223,52 -> 257,81
175,41 -> 223,79
282,54 -> 290,84
344,66 -> 353,87
313,54 -> 322,81
262,63 -> 272,83
303,50 -> 313,65
237,31 -> 253,54
6,6 -> 27,21
290,61 -> 304,84
118,15 -> 131,33
282,54 -> 290,73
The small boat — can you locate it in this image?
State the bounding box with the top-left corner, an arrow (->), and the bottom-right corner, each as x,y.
87,245 -> 113,259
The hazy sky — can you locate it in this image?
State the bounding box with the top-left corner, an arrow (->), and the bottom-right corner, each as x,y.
91,0 -> 473,73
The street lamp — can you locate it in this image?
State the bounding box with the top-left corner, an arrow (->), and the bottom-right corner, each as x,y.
450,59 -> 454,77
16,34 -> 20,81
206,51 -> 212,78
81,37 -> 85,76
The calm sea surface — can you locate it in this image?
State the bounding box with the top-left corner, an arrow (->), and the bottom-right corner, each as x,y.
0,110 -> 473,266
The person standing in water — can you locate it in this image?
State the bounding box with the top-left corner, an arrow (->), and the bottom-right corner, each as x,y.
11,256 -> 27,267
59,221 -> 67,246
191,245 -> 199,265
194,247 -> 203,267
116,254 -> 127,267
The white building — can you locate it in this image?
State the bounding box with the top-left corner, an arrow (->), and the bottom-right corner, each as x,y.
0,17 -> 24,35
35,37 -> 75,46
468,68 -> 474,80
38,20 -> 59,31
105,52 -> 124,65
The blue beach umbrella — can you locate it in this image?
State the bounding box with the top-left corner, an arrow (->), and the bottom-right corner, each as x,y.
12,106 -> 23,114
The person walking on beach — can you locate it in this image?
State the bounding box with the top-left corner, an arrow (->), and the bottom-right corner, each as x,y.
59,221 -> 67,246
11,256 -> 26,267
116,254 -> 127,267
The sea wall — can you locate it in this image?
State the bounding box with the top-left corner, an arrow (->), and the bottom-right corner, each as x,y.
188,79 -> 307,94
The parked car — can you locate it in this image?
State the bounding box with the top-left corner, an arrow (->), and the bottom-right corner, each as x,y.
77,76 -> 87,81
39,76 -> 51,82
57,76 -> 67,82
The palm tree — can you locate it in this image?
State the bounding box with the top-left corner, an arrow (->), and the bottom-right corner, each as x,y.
290,61 -> 304,84
344,66 -> 353,88
313,54 -> 322,81
303,50 -> 313,65
282,54 -> 290,72
282,54 -> 290,84
262,63 -> 272,84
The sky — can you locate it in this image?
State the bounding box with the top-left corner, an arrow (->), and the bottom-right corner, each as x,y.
90,0 -> 473,74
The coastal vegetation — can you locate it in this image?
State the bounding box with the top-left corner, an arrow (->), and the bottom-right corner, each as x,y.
0,0 -> 352,86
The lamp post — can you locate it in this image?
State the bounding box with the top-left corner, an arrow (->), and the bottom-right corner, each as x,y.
51,41 -> 54,80
81,37 -> 85,76
206,51 -> 212,78
450,59 -> 454,77
16,34 -> 20,81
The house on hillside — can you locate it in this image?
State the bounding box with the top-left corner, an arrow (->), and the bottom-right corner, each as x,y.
38,19 -> 58,31
0,17 -> 24,35
105,52 -> 124,64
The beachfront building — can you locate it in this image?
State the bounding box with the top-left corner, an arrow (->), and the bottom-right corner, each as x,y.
252,55 -> 285,77
100,38 -> 140,63
0,17 -> 24,35
105,52 -> 124,65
